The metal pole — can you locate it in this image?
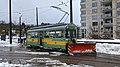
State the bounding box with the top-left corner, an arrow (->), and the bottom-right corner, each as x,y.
70,0 -> 73,24
36,7 -> 39,26
70,0 -> 73,42
9,0 -> 12,44
9,0 -> 12,51
19,15 -> 22,43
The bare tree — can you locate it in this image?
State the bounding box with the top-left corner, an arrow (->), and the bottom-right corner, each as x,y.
88,27 -> 100,39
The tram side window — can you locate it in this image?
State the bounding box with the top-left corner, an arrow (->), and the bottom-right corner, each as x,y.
55,31 -> 64,38
49,31 -> 55,38
27,32 -> 38,38
38,31 -> 43,37
49,31 -> 64,38
44,31 -> 49,38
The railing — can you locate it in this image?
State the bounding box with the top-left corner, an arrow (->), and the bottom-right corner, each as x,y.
102,0 -> 112,3
103,23 -> 113,27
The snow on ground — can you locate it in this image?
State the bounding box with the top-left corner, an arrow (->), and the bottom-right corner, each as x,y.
26,58 -> 93,67
0,62 -> 31,67
0,36 -> 19,47
0,40 -> 19,47
14,51 -> 49,55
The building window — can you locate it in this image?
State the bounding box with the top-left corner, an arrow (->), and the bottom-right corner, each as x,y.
117,10 -> 120,16
81,29 -> 86,38
92,22 -> 98,26
81,10 -> 86,15
101,15 -> 103,19
81,16 -> 86,21
101,28 -> 103,32
92,15 -> 98,20
81,23 -> 86,27
101,21 -> 103,25
93,27 -> 98,32
92,2 -> 97,7
92,9 -> 97,13
81,4 -> 86,9
117,2 -> 120,8
81,0 -> 86,3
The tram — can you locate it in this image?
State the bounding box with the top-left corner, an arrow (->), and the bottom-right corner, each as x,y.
25,23 -> 96,55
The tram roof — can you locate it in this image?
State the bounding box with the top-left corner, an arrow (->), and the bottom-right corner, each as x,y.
27,23 -> 68,32
29,23 -> 67,30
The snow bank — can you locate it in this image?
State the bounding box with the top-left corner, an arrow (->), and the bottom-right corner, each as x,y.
50,52 -> 66,56
78,39 -> 120,55
0,62 -> 31,67
14,51 -> 49,55
97,43 -> 120,55
0,40 -> 19,47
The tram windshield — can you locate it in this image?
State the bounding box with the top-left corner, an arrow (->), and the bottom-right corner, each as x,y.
65,30 -> 76,38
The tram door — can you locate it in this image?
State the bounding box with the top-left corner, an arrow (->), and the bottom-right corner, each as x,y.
39,31 -> 43,46
39,36 -> 42,46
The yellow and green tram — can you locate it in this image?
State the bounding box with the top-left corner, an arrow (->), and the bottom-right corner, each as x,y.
25,23 -> 96,54
26,23 -> 76,50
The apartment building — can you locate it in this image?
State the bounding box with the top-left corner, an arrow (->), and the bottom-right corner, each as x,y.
80,0 -> 120,39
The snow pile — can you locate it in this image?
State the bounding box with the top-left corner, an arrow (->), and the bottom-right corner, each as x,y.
0,40 -> 19,47
50,52 -> 66,56
0,62 -> 31,67
25,52 -> 49,55
97,43 -> 120,55
14,51 -> 49,55
78,39 -> 120,55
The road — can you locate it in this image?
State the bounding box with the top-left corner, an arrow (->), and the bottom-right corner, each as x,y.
0,46 -> 120,67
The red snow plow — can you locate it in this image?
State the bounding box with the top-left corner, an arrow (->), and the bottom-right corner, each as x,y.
67,43 -> 96,55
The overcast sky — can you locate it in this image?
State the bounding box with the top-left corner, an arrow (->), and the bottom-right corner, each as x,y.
0,0 -> 80,26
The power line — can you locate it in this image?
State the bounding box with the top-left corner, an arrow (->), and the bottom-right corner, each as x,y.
21,9 -> 35,12
58,0 -> 69,7
20,1 -> 69,13
0,12 -> 8,13
21,6 -> 50,13
39,9 -> 51,15
12,1 -> 23,11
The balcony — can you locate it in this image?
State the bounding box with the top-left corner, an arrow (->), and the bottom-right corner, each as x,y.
103,6 -> 112,12
103,23 -> 113,27
116,26 -> 120,31
103,14 -> 112,19
104,30 -> 113,33
102,0 -> 112,5
103,7 -> 112,13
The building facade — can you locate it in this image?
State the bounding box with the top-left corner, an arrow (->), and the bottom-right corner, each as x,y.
80,0 -> 120,39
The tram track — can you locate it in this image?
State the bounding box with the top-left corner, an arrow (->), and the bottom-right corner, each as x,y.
27,47 -> 120,65
47,53 -> 120,67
